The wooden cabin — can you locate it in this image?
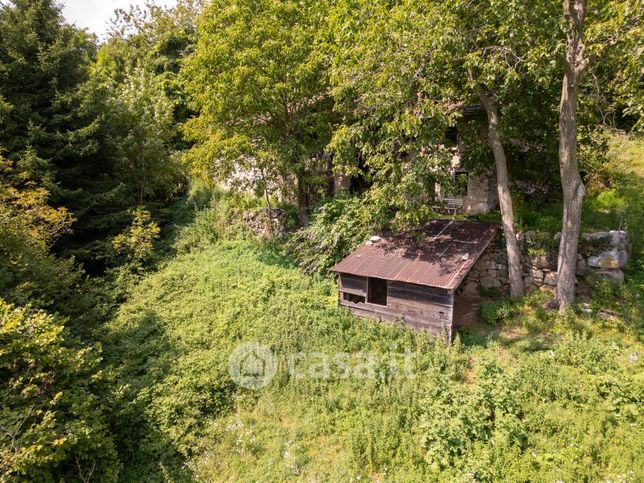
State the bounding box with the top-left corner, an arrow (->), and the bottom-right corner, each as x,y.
331,219 -> 498,341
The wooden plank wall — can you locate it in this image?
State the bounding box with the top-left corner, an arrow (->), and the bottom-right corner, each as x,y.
388,281 -> 453,335
338,274 -> 454,340
339,273 -> 367,296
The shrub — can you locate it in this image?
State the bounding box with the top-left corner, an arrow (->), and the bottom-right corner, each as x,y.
0,300 -> 119,481
173,188 -> 265,253
285,196 -> 382,275
525,231 -> 557,257
481,300 -> 515,325
0,206 -> 86,316
112,207 -> 160,265
415,360 -> 526,477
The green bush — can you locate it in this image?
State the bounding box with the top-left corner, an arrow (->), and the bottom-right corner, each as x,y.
481,300 -> 515,325
0,300 -> 119,481
285,196 -> 383,275
173,188 -> 263,253
525,231 -> 558,257
111,207 -> 161,266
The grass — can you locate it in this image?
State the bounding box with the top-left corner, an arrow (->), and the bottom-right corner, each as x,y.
103,236 -> 643,481
513,133 -> 644,250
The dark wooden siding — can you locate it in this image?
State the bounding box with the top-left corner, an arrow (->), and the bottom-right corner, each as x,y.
338,274 -> 453,339
387,281 -> 453,334
339,273 -> 367,296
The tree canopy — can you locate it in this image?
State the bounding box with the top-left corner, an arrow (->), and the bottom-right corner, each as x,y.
183,0 -> 335,215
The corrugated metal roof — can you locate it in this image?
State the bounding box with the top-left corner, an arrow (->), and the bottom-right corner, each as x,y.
331,219 -> 499,290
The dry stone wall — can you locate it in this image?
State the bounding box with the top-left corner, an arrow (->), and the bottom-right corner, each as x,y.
242,208 -> 288,238
462,230 -> 630,294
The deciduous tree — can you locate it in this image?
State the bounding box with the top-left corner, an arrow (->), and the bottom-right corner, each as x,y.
183,0 -> 335,222
330,0 -> 562,296
556,0 -> 589,310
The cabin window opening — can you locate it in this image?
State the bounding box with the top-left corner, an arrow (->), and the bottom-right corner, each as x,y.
367,277 -> 388,306
343,292 -> 365,304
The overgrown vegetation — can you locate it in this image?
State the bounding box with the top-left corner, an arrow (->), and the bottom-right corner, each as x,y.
102,220 -> 642,481
0,300 -> 119,481
0,0 -> 641,480
285,196 -> 383,274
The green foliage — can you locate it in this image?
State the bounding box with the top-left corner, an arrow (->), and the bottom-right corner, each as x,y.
112,207 -> 161,265
415,359 -> 526,477
515,201 -> 564,233
585,134 -> 644,255
173,186 -> 264,253
0,300 -> 119,481
0,0 -> 186,268
584,0 -> 643,131
0,158 -> 74,249
285,196 -> 384,274
0,161 -> 88,314
590,277 -> 643,331
96,0 -> 200,137
327,0 -> 564,220
481,300 -> 516,326
525,231 -> 558,257
109,67 -> 181,204
183,0 -> 335,210
98,234 -> 643,481
0,1 -> 641,480
0,0 -> 96,167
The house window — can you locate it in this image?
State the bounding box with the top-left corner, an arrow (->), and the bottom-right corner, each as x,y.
343,292 -> 365,304
367,277 -> 387,306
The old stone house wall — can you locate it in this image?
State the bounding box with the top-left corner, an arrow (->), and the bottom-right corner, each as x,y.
461,230 -> 630,294
462,172 -> 498,214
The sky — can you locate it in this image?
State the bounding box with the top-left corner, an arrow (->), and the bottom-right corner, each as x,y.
61,0 -> 178,38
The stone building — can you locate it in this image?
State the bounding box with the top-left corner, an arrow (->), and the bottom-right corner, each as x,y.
434,165 -> 498,215
434,105 -> 499,215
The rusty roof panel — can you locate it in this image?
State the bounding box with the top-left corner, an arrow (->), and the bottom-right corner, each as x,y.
331,219 -> 499,290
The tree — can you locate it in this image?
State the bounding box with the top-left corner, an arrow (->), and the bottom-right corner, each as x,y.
327,0 -> 456,229
99,0 -> 201,141
471,83 -> 524,298
0,0 -> 133,266
109,67 -> 178,205
330,0 -> 563,296
183,0 -> 335,222
581,0 -> 642,132
555,0 -> 589,311
0,0 -> 96,182
0,0 -> 188,268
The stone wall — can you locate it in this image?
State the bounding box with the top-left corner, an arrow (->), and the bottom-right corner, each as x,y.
462,172 -> 498,215
462,230 -> 630,294
333,171 -> 352,194
242,208 -> 288,238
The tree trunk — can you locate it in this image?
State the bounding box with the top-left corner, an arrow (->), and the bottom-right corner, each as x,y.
295,173 -> 309,226
259,167 -> 273,235
474,84 -> 525,298
556,0 -> 589,312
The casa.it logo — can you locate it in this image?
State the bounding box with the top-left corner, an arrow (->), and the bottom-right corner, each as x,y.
228,342 -> 277,389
